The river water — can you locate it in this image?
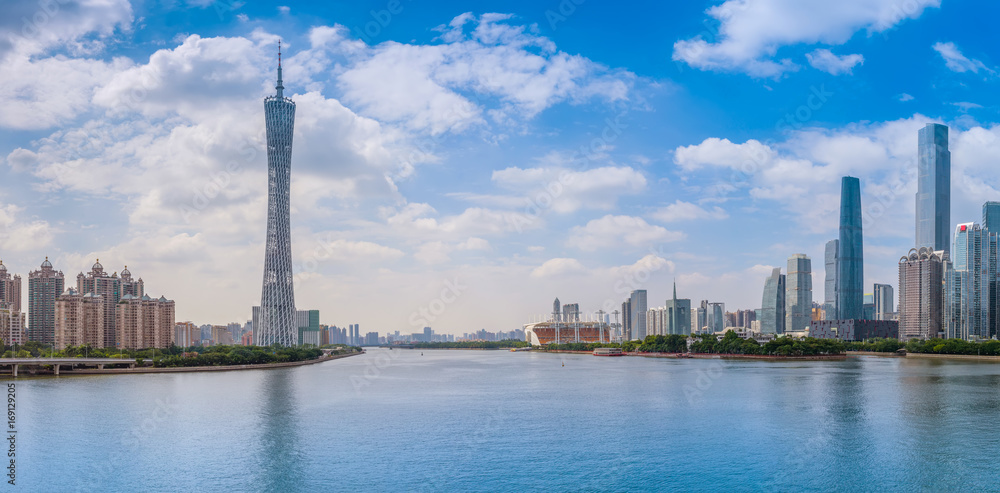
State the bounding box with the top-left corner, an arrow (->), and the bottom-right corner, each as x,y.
12,349 -> 1000,491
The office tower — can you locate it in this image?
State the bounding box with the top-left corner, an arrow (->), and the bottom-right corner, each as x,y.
984,202 -> 1000,233
916,123 -> 951,253
824,239 -> 839,320
76,260 -> 140,348
646,307 -> 663,336
562,303 -> 580,322
621,299 -> 631,340
696,300 -> 708,332
116,294 -> 175,350
0,303 -> 25,346
898,248 -> 946,340
947,223 -> 988,339
707,302 -> 725,333
629,290 -> 647,340
0,261 -> 22,313
873,283 -> 894,320
27,257 -> 64,344
761,267 -> 785,334
552,298 -> 561,321
786,254 -> 812,332
664,282 -> 692,335
257,44 -> 297,347
54,288 -> 106,350
736,309 -> 756,329
423,326 -> 432,342
838,176 -> 864,320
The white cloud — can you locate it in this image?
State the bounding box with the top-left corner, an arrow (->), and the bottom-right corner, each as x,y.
568,215 -> 685,251
319,239 -> 405,262
806,49 -> 863,75
531,258 -> 586,278
337,13 -> 632,134
898,93 -> 914,102
0,204 -> 54,252
673,138 -> 774,171
650,201 -> 729,222
933,42 -> 992,74
673,0 -> 940,77
488,165 -> 646,213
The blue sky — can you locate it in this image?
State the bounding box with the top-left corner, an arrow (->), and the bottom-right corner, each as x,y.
1,0 -> 999,334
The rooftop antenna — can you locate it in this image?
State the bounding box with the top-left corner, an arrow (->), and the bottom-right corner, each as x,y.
276,40 -> 284,98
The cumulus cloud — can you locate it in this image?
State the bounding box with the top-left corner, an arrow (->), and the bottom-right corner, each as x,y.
568,215 -> 685,251
673,0 -> 939,77
531,258 -> 586,278
0,204 -> 54,252
806,49 -> 863,75
337,12 -> 633,134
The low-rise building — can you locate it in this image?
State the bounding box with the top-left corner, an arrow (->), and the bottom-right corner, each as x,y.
809,319 -> 899,342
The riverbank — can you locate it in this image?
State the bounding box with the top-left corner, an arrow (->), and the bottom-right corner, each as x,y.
10,351 -> 362,377
539,350 -> 847,360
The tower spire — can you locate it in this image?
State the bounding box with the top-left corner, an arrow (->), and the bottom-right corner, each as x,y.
673,279 -> 677,301
276,40 -> 284,98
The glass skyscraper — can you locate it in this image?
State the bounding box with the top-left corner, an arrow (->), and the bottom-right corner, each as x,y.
824,239 -> 838,320
948,223 -> 987,339
257,45 -> 298,347
761,267 -> 785,334
916,123 -> 951,253
838,176 -> 864,320
786,254 -> 812,332
629,290 -> 647,340
873,283 -> 894,320
983,201 -> 1000,232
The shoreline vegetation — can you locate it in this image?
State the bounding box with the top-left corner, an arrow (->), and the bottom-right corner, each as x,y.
540,332 -> 846,357
0,342 -> 363,376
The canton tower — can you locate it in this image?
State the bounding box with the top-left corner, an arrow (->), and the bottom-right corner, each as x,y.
257,42 -> 297,346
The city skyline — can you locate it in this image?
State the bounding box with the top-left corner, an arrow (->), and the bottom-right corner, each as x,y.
4,2 -> 1000,333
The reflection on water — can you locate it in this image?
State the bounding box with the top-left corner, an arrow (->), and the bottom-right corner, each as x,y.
252,369 -> 302,492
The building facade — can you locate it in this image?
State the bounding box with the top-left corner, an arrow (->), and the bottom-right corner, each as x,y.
946,223 -> 991,339
898,248 -> 946,340
824,239 -> 839,320
257,45 -> 298,347
0,261 -> 21,313
75,260 -> 143,348
916,123 -> 951,254
629,290 -> 647,340
838,176 -> 864,320
809,319 -> 900,341
873,283 -> 894,320
664,282 -> 692,335
54,289 -> 106,350
761,267 -> 786,334
27,257 -> 64,344
786,254 -> 812,333
116,294 -> 175,350
0,303 -> 25,347
173,321 -> 199,347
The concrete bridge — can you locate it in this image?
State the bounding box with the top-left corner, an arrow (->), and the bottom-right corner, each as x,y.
0,358 -> 145,376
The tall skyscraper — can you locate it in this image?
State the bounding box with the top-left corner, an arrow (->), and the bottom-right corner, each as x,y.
696,300 -> 708,332
899,248 -> 946,340
873,283 -> 894,320
916,123 -> 951,253
664,281 -> 691,335
552,298 -> 561,321
706,302 -> 725,333
621,299 -> 631,340
838,176 -> 864,320
786,254 -> 812,332
629,290 -> 647,340
947,223 -> 988,339
28,257 -> 64,344
0,261 -> 22,313
257,43 -> 298,347
761,267 -> 786,334
824,239 -> 839,320
983,201 -> 1000,233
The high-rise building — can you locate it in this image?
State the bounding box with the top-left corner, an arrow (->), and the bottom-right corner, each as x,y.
916,123 -> 951,253
735,309 -> 756,329
706,302 -> 725,333
761,267 -> 786,334
983,202 -> 1000,339
0,261 -> 22,313
27,257 -> 64,344
54,289 -> 105,350
76,260 -> 142,348
898,248 -> 946,340
983,201 -> 1000,233
947,223 -> 988,339
824,239 -> 839,320
786,254 -> 812,333
562,303 -> 580,322
257,43 -> 298,347
696,300 -> 708,332
116,294 -> 175,350
173,321 -> 199,348
0,303 -> 26,346
664,281 -> 692,335
629,290 -> 647,340
873,283 -> 894,320
621,299 -> 631,340
838,176 -> 864,320
552,298 -> 561,321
